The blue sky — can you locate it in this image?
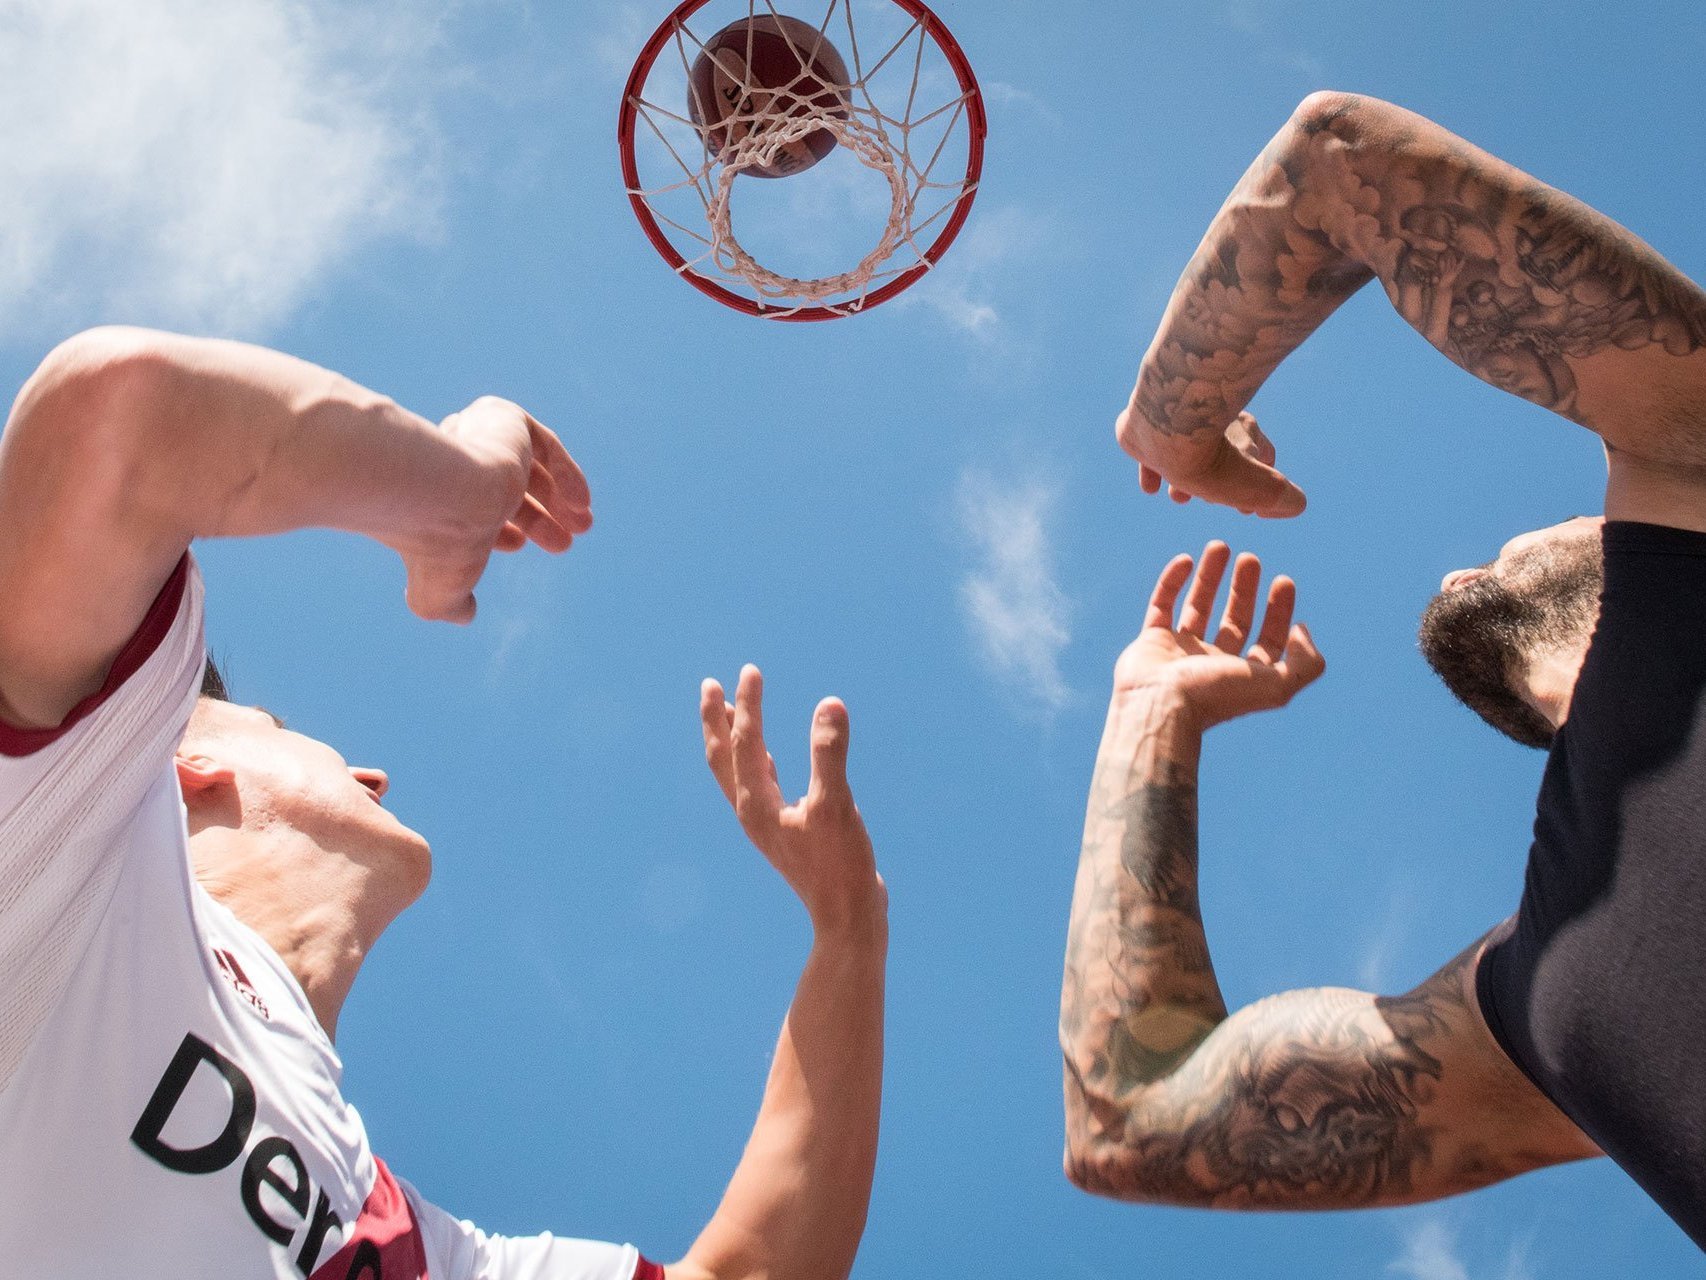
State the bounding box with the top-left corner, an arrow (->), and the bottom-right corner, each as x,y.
4,0 -> 1704,1275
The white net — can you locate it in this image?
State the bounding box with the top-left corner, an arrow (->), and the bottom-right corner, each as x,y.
623,0 -> 982,318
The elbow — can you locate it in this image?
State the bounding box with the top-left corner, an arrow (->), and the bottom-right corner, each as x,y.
1063,1090 -> 1218,1209
1288,90 -> 1402,141
1064,1137 -> 1119,1200
1064,1135 -> 1167,1206
10,328 -> 180,497
1065,1138 -> 1221,1209
14,327 -> 176,446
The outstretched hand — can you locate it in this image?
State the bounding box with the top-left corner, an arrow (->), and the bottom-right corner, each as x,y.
701,666 -> 886,935
399,396 -> 593,623
1118,408 -> 1306,519
1115,542 -> 1325,729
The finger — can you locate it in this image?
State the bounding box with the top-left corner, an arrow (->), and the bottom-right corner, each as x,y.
1247,421 -> 1276,468
1209,441 -> 1306,519
511,493 -> 573,554
1178,542 -> 1231,638
1168,484 -> 1192,505
404,554 -> 486,625
1249,575 -> 1297,663
1144,554 -> 1196,631
701,679 -> 737,805
526,458 -> 558,509
732,664 -> 781,833
1214,552 -> 1263,652
1231,412 -> 1277,468
494,522 -> 528,553
1275,622 -> 1327,692
805,697 -> 852,808
526,414 -> 594,533
406,583 -> 476,625
525,453 -> 592,539
1139,463 -> 1163,495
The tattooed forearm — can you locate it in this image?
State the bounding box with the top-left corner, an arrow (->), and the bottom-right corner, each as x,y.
1061,708 -> 1226,1089
1130,92 -> 1706,465
1061,700 -> 1585,1208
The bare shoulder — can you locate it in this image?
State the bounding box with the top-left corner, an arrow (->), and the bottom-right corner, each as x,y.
0,328 -> 186,728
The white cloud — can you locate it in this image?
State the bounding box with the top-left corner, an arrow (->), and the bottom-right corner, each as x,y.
1221,1 -> 1327,87
1390,1219 -> 1536,1280
980,79 -> 1063,128
905,204 -> 1056,342
1356,873 -> 1416,992
1392,1221 -> 1473,1280
956,468 -> 1072,714
0,0 -> 439,340
595,2 -> 655,83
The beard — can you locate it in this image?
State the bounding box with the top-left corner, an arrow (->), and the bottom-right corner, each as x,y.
1417,532 -> 1603,749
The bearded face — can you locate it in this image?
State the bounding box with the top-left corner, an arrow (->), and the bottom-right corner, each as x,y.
1417,525 -> 1604,749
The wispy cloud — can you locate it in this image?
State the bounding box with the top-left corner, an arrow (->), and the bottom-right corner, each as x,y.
1390,1219 -> 1536,1280
1392,1221 -> 1473,1280
907,204 -> 1057,342
0,0 -> 440,340
595,2 -> 656,83
1356,873 -> 1417,992
1222,1 -> 1328,87
980,79 -> 1064,129
956,468 -> 1073,715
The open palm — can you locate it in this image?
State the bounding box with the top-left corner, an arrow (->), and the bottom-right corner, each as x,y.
1116,542 -> 1326,730
700,665 -> 885,936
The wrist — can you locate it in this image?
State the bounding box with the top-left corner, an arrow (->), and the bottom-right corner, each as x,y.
1109,680 -> 1202,733
328,402 -> 512,552
808,880 -> 890,950
1102,683 -> 1205,772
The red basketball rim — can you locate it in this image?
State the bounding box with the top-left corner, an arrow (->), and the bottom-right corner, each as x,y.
617,0 -> 987,321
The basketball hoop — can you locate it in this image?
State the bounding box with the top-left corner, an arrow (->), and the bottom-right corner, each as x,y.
618,0 -> 986,321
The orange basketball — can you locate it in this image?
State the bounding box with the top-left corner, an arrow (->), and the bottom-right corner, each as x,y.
687,14 -> 851,179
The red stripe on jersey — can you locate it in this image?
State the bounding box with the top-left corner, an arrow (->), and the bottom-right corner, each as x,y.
0,554 -> 191,757
308,1157 -> 430,1280
634,1259 -> 666,1280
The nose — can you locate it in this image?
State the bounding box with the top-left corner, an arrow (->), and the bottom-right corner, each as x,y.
350,767 -> 389,801
1440,567 -> 1486,593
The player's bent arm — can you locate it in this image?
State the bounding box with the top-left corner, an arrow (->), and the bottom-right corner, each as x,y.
1065,940 -> 1599,1208
0,327 -> 555,729
1060,685 -> 1597,1210
1123,92 -> 1706,502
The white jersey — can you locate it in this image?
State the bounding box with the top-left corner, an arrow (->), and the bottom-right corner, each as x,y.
0,558 -> 657,1280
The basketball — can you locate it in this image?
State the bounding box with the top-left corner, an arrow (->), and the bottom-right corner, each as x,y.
687,14 -> 851,180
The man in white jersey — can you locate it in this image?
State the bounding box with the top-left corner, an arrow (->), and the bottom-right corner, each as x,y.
0,328 -> 888,1279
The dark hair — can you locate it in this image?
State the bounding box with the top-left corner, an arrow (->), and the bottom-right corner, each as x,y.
1416,536 -> 1602,750
200,654 -> 229,701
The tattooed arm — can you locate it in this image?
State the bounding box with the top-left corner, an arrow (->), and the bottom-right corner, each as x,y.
1061,546 -> 1598,1207
1118,92 -> 1706,518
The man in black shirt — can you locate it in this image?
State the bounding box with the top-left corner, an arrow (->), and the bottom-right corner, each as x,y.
1058,92 -> 1706,1246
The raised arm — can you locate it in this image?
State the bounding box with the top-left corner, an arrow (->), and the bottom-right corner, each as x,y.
1118,93 -> 1706,517
1060,545 -> 1598,1208
673,667 -> 886,1280
0,326 -> 590,728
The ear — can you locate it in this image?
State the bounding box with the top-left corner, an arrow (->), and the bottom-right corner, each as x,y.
175,752 -> 237,798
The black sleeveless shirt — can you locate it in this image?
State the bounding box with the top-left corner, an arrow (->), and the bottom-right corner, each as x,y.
1478,520 -> 1706,1249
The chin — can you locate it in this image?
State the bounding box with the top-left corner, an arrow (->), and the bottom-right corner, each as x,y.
356,807 -> 433,905
388,825 -> 434,904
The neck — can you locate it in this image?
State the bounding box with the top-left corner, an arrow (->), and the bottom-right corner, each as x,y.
188,826 -> 400,1041
1523,644 -> 1586,732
